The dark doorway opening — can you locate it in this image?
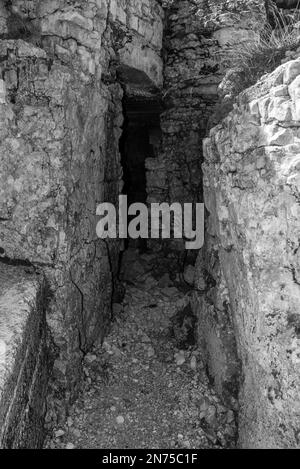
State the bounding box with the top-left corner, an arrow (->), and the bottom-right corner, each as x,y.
120,95 -> 161,206
118,71 -> 162,251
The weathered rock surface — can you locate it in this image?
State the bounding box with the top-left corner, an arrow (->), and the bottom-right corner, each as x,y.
0,0 -> 164,402
0,264 -> 49,448
147,0 -> 266,228
45,259 -> 236,449
1,0 -> 300,450
202,57 -> 300,448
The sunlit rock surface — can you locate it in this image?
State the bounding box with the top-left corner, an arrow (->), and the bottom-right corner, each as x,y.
202,58 -> 300,448
0,264 -> 48,448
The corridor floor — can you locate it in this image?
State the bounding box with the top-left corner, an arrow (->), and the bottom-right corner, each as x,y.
45,250 -> 236,450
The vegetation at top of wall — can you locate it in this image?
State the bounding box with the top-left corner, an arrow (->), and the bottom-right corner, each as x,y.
222,1 -> 300,100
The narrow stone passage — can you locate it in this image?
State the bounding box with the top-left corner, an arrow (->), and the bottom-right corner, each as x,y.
45,250 -> 236,450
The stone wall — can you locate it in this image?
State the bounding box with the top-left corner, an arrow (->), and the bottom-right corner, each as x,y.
148,0 -> 268,414
0,264 -> 49,449
147,0 -> 266,219
2,0 -> 298,450
0,0 -> 164,407
203,58 -> 300,448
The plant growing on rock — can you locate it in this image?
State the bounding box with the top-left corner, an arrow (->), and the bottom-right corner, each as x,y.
222,0 -> 300,99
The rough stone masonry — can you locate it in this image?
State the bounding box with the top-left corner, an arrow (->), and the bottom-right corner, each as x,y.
0,0 -> 164,447
0,0 -> 299,449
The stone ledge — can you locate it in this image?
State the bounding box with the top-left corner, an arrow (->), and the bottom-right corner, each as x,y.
0,264 -> 49,448
203,56 -> 300,448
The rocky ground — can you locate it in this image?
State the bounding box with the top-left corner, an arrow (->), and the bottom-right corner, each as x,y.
44,249 -> 236,450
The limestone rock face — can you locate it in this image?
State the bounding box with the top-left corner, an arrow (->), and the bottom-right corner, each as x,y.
0,0 -> 164,397
202,58 -> 300,448
155,0 -> 267,417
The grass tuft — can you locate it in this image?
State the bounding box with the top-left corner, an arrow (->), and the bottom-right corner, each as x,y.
224,1 -> 300,96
